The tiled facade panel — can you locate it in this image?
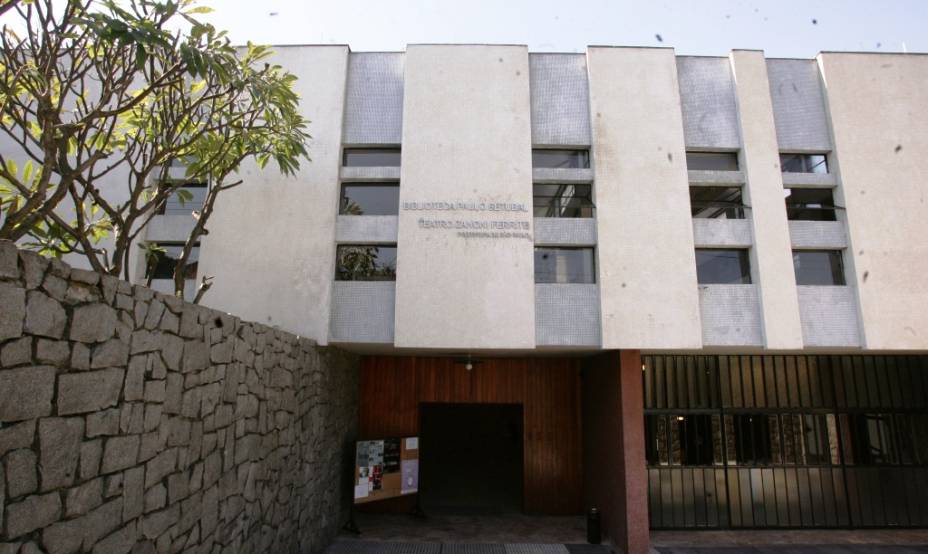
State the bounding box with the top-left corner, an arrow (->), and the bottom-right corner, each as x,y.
797,286 -> 861,347
533,218 -> 597,246
698,284 -> 764,346
343,52 -> 404,145
767,59 -> 831,152
676,56 -> 741,149
330,282 -> 396,343
535,284 -> 601,346
529,53 -> 591,146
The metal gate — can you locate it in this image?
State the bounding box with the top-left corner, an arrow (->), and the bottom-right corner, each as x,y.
643,354 -> 928,529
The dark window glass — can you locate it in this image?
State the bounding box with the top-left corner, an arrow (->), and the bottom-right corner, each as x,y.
675,414 -> 716,466
335,245 -> 397,281
844,414 -> 898,465
158,182 -> 207,216
780,153 -> 828,174
786,188 -> 837,221
534,247 -> 595,284
145,243 -> 199,281
792,250 -> 845,285
690,186 -> 745,219
340,183 -> 400,216
695,249 -> 751,284
533,184 -> 594,218
532,149 -> 590,169
342,148 -> 401,167
733,413 -> 773,465
645,415 -> 661,465
686,151 -> 739,171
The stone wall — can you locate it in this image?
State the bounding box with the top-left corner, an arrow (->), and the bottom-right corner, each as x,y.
0,241 -> 360,553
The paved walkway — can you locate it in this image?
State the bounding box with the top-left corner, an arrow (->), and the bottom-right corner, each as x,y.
326,542 -> 611,554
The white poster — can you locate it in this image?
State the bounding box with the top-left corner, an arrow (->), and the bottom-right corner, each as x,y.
405,437 -> 419,450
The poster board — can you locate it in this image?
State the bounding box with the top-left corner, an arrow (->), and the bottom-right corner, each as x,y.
353,436 -> 419,504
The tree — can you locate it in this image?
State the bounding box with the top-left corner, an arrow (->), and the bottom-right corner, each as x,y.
0,0 -> 309,302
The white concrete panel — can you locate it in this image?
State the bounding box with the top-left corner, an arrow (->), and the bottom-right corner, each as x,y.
730,50 -> 804,350
819,53 -> 928,350
393,45 -> 536,349
197,46 -> 349,342
588,47 -> 702,349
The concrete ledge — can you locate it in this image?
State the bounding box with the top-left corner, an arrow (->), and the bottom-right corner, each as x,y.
336,215 -> 398,244
687,169 -> 745,186
533,218 -> 597,246
782,172 -> 837,188
789,220 -> 848,249
692,218 -> 753,247
797,285 -> 861,347
330,281 -> 395,344
535,283 -> 601,346
339,166 -> 401,182
698,284 -> 764,346
145,215 -> 196,243
532,167 -> 594,184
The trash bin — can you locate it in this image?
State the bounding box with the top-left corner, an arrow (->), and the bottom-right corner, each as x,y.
587,507 -> 601,544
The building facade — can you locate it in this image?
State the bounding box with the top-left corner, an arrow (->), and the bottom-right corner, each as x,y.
12,45 -> 928,553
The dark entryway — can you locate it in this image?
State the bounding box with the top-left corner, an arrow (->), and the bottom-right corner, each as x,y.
419,403 -> 524,514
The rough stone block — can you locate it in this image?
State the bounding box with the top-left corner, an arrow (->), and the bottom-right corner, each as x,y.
71,342 -> 91,370
100,274 -> 119,305
140,503 -> 179,540
101,435 -> 140,474
159,334 -> 184,371
0,419 -> 35,458
115,293 -> 134,311
0,336 -> 31,367
143,403 -> 163,433
5,492 -> 61,539
18,250 -> 48,289
138,431 -> 165,463
124,355 -> 146,401
24,290 -> 67,338
92,338 -> 130,369
70,303 -> 118,343
65,476 -> 103,517
143,299 -> 165,330
144,483 -> 167,514
80,438 -> 103,480
145,448 -> 177,488
5,448 -> 38,498
104,473 -> 123,498
65,281 -> 102,304
0,239 -> 18,278
210,340 -> 232,364
123,466 -> 144,522
167,417 -> 192,447
93,521 -> 137,554
58,368 -> 125,415
0,366 -> 55,422
167,471 -> 190,504
35,338 -> 70,367
183,340 -> 209,372
87,408 -> 121,437
39,417 -> 84,491
179,307 -> 200,339
70,268 -> 100,286
159,310 -> 180,335
0,282 -> 26,341
129,330 -> 160,355
144,379 -> 166,403
41,273 -> 67,301
163,373 -> 183,415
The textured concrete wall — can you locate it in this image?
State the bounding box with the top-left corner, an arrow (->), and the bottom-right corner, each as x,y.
335,216 -> 398,244
691,219 -> 753,248
0,242 -> 359,553
393,45 -> 536,350
588,47 -> 702,350
343,53 -> 404,145
767,59 -> 831,152
529,54 -> 591,146
676,56 -> 741,150
731,50 -> 804,350
198,46 -> 349,344
819,53 -> 928,350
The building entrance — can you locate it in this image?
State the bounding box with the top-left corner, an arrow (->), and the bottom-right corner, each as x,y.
419,403 -> 523,513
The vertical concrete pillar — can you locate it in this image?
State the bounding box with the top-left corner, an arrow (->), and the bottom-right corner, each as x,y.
730,50 -> 804,349
583,350 -> 648,554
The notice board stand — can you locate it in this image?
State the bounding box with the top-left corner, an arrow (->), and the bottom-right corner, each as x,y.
347,435 -> 421,534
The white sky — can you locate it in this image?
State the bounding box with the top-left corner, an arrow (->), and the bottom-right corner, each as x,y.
197,0 -> 928,57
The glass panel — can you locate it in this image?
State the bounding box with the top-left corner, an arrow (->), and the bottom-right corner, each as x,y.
340,183 -> 400,215
846,413 -> 898,465
674,414 -> 716,466
786,188 -> 837,221
335,245 -> 397,281
146,243 -> 199,280
686,151 -> 739,171
533,184 -> 594,218
695,249 -> 752,284
342,148 -> 401,167
159,182 -> 207,216
792,250 -> 846,286
690,186 -> 745,219
802,414 -> 830,465
531,149 -> 590,169
780,153 -> 828,174
733,413 -> 773,465
534,247 -> 596,284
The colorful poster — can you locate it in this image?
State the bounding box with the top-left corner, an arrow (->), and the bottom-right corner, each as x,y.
354,436 -> 419,504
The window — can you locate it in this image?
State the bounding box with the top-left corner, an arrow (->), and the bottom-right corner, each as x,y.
533,184 -> 594,218
843,414 -> 898,465
646,414 -> 721,466
342,148 -> 401,167
690,186 -> 745,219
532,149 -> 590,169
157,182 -> 207,216
340,183 -> 400,216
732,414 -> 773,465
534,247 -> 595,284
780,153 -> 828,174
335,245 -> 397,281
792,250 -> 845,286
145,243 -> 199,281
695,249 -> 751,284
785,188 -> 837,221
686,151 -> 739,171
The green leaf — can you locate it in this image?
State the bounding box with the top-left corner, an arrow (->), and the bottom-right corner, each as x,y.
185,6 -> 215,15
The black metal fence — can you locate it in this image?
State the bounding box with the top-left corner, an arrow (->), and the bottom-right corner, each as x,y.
643,354 -> 928,529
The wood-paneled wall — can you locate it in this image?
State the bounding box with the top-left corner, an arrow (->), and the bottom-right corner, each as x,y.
359,356 -> 583,514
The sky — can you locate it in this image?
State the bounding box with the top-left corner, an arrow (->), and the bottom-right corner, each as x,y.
195,0 -> 928,58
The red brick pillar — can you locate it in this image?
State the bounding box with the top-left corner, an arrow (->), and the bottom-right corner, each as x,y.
618,350 -> 649,554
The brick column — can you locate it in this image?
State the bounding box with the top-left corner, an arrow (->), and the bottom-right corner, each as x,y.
618,350 -> 648,554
